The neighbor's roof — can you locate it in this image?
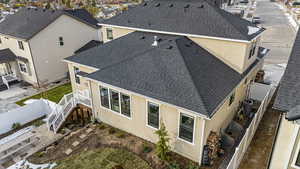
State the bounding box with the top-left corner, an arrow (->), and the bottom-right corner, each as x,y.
0,8 -> 99,40
0,48 -> 16,63
66,32 -> 260,118
274,30 -> 300,112
75,40 -> 103,54
99,0 -> 264,41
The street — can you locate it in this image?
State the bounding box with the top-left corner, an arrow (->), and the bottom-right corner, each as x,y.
257,0 -> 296,64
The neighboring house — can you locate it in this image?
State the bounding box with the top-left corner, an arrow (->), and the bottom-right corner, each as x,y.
270,30 -> 300,169
0,7 -> 100,88
58,0 -> 269,166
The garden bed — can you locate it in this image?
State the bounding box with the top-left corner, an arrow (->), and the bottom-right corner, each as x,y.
28,123 -> 202,169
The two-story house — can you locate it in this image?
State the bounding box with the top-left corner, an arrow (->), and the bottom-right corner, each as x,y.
57,0 -> 269,166
0,7 -> 100,89
269,29 -> 300,169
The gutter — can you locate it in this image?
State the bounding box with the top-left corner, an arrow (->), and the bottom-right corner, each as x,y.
266,112 -> 283,169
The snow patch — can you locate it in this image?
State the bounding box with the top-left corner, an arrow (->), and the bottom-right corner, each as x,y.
0,126 -> 33,145
263,64 -> 287,86
248,26 -> 260,35
7,160 -> 57,169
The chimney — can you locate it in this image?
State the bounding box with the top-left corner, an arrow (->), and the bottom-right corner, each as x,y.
152,36 -> 158,46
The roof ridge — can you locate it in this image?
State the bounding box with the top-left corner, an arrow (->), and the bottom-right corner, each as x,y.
174,37 -> 209,115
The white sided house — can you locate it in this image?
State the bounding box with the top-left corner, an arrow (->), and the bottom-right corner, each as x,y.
0,7 -> 100,90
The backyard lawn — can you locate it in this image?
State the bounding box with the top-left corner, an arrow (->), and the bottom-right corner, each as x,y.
55,148 -> 152,169
16,83 -> 72,106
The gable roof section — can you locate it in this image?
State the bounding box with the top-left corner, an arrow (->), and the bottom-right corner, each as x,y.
0,8 -> 98,40
75,40 -> 102,54
99,0 -> 264,41
273,30 -> 300,112
66,32 -> 259,117
0,48 -> 16,63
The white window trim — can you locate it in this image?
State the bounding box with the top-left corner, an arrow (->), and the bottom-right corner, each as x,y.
291,125 -> 300,169
146,100 -> 161,130
18,61 -> 28,75
99,85 -> 132,120
177,111 -> 196,145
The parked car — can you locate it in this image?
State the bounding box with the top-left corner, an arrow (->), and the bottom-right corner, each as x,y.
252,16 -> 261,24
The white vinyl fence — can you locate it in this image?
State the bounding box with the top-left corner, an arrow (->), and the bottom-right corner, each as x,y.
221,83 -> 276,169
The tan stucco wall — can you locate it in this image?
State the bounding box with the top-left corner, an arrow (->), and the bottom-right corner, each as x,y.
29,14 -> 99,85
0,35 -> 38,85
203,63 -> 260,144
189,37 -> 260,74
101,26 -> 134,43
269,115 -> 300,169
89,80 -> 204,162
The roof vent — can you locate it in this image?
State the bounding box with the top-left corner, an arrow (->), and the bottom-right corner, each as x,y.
43,9 -> 46,12
166,45 -> 173,49
143,2 -> 147,6
198,4 -> 204,8
155,3 -> 160,7
35,8 -> 38,11
184,4 -> 190,8
157,38 -> 162,42
152,36 -> 158,47
140,36 -> 145,40
185,44 -> 191,47
128,20 -> 131,23
169,4 -> 174,7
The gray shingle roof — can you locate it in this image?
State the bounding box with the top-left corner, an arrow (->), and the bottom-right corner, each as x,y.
274,30 -> 300,112
66,32 -> 259,117
75,40 -> 102,54
99,0 -> 264,41
0,8 -> 98,40
286,105 -> 300,121
0,48 -> 16,63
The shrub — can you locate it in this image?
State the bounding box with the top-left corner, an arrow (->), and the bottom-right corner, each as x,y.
142,143 -> 152,153
155,123 -> 170,161
116,132 -> 126,138
187,162 -> 199,169
33,120 -> 45,127
108,128 -> 116,134
12,122 -> 21,130
168,161 -> 180,169
98,123 -> 106,130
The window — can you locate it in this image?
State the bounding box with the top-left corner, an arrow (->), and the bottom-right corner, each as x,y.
18,41 -> 24,50
0,37 -> 2,44
106,28 -> 113,40
59,36 -> 64,46
147,102 -> 159,129
121,93 -> 131,117
19,62 -> 27,73
248,41 -> 257,59
229,92 -> 235,106
295,150 -> 300,167
100,86 -> 109,108
179,113 -> 194,143
110,89 -> 120,112
74,67 -> 80,84
244,78 -> 248,84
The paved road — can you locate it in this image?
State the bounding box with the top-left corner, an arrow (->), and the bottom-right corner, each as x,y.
256,0 -> 296,64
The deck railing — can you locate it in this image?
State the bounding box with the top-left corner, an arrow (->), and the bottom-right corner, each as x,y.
219,83 -> 276,169
47,91 -> 92,133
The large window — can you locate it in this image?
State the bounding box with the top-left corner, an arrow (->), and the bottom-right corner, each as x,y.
18,41 -> 24,50
121,93 -> 131,117
107,28 -> 113,40
100,87 -> 109,108
19,62 -> 27,73
110,89 -> 120,112
74,66 -> 80,84
179,113 -> 194,143
147,102 -> 159,129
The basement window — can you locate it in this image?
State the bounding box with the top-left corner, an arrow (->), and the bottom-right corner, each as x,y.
179,113 -> 195,143
18,41 -> 24,50
147,102 -> 159,129
106,28 -> 113,40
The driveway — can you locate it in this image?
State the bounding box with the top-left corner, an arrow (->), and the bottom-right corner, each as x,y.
257,0 -> 296,64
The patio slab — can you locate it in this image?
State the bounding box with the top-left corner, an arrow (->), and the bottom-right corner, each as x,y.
65,149 -> 73,155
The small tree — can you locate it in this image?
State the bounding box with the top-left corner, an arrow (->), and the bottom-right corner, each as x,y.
155,122 -> 170,161
12,122 -> 21,130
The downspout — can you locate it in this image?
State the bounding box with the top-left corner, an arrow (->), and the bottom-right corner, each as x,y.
28,41 -> 40,88
88,79 -> 95,122
266,112 -> 283,169
199,117 -> 206,165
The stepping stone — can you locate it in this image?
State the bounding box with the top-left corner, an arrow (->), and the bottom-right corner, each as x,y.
79,134 -> 87,139
65,148 -> 73,155
72,141 -> 80,147
86,128 -> 93,134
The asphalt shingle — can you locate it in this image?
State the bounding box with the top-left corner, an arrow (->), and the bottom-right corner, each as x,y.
0,49 -> 16,63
